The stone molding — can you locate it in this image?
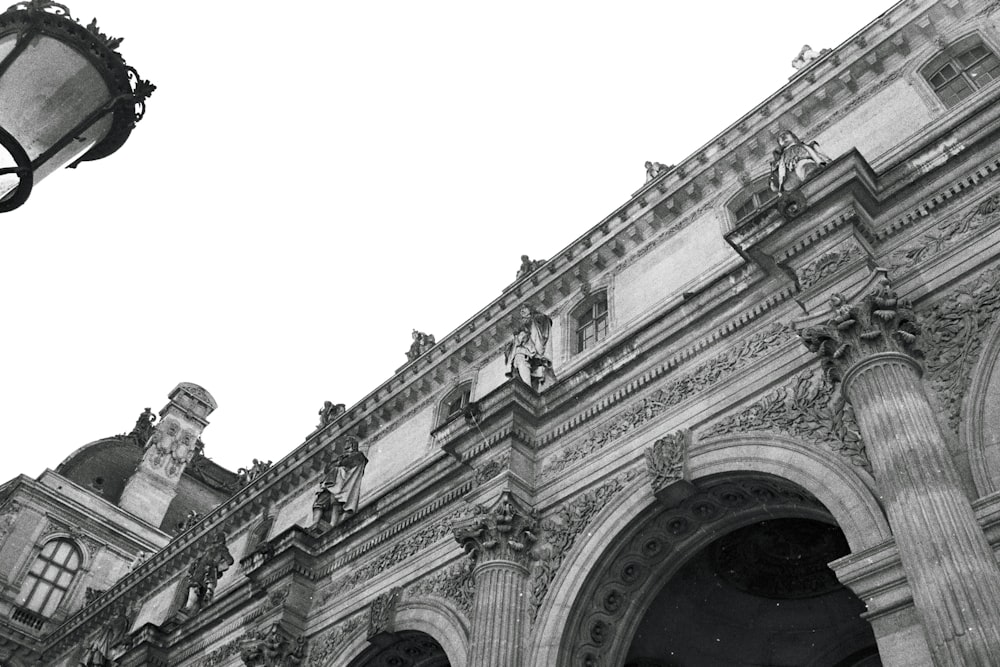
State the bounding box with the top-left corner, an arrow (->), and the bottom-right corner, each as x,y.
797,268 -> 921,384
453,491 -> 538,568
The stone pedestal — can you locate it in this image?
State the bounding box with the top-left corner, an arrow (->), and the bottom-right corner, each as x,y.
799,270 -> 1000,665
119,383 -> 217,527
453,491 -> 536,667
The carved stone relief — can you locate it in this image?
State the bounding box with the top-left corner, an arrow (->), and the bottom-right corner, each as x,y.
0,499 -> 21,541
920,265 -> 1000,431
148,417 -> 200,478
306,615 -> 364,667
543,322 -> 794,478
321,508 -> 466,604
405,559 -> 475,615
702,370 -> 870,471
797,237 -> 866,289
368,587 -> 401,639
644,431 -> 695,506
239,623 -> 307,667
474,452 -> 510,485
181,533 -> 234,615
885,192 -> 1000,276
530,469 -> 641,621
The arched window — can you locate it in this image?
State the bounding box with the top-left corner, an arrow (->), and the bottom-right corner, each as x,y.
572,291 -> 609,354
439,382 -> 472,425
17,538 -> 81,618
728,177 -> 777,226
922,35 -> 1000,108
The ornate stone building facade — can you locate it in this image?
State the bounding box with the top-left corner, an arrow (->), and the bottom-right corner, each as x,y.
5,0 -> 1000,664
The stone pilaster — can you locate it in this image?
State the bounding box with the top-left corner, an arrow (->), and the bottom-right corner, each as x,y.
119,383 -> 217,527
453,491 -> 537,667
799,269 -> 1000,665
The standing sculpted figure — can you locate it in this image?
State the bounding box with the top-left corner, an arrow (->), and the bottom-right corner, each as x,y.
504,305 -> 555,391
769,129 -> 831,194
313,437 -> 368,527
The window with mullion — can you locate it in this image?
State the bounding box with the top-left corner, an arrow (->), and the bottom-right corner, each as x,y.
576,300 -> 608,353
18,539 -> 81,617
925,38 -> 1000,108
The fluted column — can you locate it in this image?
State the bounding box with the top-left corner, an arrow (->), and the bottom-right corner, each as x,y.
799,269 -> 1000,665
453,491 -> 536,667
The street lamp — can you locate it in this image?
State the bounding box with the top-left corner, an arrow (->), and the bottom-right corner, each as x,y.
0,0 -> 154,212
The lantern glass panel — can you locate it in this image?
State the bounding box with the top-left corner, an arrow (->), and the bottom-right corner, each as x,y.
0,32 -> 113,186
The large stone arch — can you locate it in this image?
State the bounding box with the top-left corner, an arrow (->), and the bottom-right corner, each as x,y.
330,597 -> 469,667
527,433 -> 889,667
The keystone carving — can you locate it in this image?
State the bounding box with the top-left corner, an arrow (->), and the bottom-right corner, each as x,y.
239,623 -> 307,667
453,491 -> 538,567
644,430 -> 695,506
368,587 -> 402,639
798,269 -> 921,382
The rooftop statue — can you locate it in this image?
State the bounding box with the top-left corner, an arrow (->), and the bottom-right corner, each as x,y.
237,458 -> 272,486
128,407 -> 156,447
791,44 -> 829,70
644,161 -> 670,182
406,329 -> 436,362
504,304 -> 555,391
181,533 -> 233,615
769,129 -> 831,195
516,255 -> 546,280
313,437 -> 368,528
317,401 -> 346,429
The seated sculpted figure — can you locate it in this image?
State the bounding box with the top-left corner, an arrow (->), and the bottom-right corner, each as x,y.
313,437 -> 368,527
769,129 -> 831,194
504,305 -> 555,391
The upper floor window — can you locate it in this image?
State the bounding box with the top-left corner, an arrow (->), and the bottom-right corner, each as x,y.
17,539 -> 81,618
440,383 -> 472,424
728,177 -> 777,226
922,36 -> 1000,108
573,291 -> 609,354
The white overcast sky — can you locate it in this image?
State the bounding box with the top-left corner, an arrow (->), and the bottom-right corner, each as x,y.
1,1 -> 897,479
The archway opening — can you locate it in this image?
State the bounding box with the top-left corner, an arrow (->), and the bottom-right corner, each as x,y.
346,630 -> 450,667
624,517 -> 879,667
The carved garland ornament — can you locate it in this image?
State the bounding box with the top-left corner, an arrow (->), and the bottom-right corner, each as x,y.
529,469 -> 641,621
920,265 -> 1000,431
544,322 -> 794,478
797,238 -> 866,289
306,616 -> 364,667
702,370 -> 870,471
405,559 -> 475,615
644,431 -> 689,493
321,508 -> 466,603
885,192 -> 1000,275
368,587 -> 402,639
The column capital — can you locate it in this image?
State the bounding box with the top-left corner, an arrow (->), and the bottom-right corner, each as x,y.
796,268 -> 922,382
453,491 -> 538,568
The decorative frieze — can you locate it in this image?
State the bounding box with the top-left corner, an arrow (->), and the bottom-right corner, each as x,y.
405,560 -> 475,615
920,265 -> 1000,431
239,623 -> 307,667
543,322 -> 794,478
474,453 -> 510,485
702,370 -> 870,471
797,237 -> 866,289
453,492 -> 537,567
530,469 -> 640,621
321,508 -> 466,604
885,192 -> 1000,275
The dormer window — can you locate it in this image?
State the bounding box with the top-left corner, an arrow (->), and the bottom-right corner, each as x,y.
440,383 -> 472,424
572,291 -> 609,354
729,177 -> 777,225
922,36 -> 1000,108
